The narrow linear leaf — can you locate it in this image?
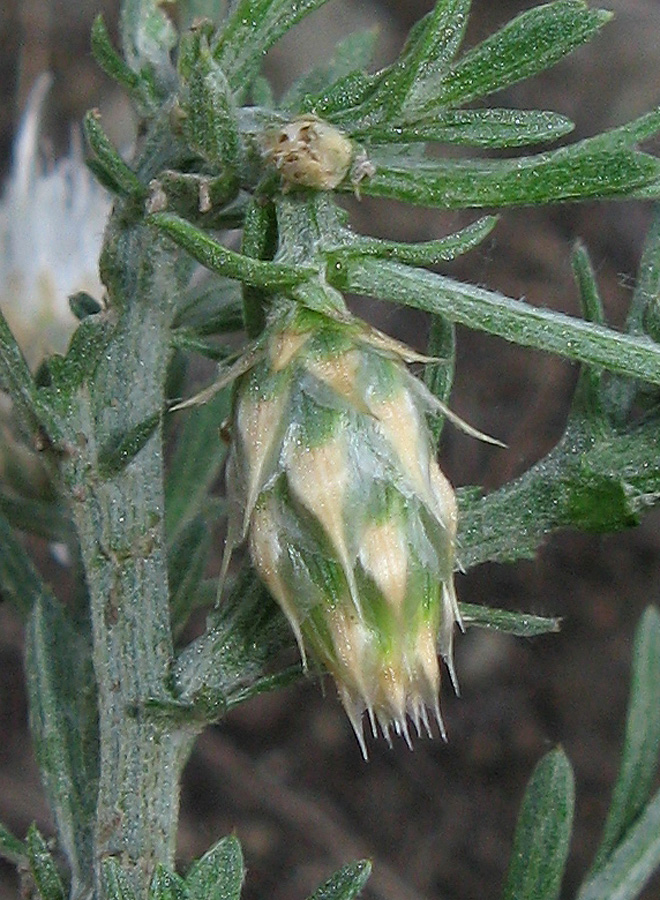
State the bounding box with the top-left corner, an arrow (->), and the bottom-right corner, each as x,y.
97,411 -> 161,479
0,510 -> 51,618
365,108 -> 574,148
368,0 -> 471,119
0,490 -> 72,543
149,867 -> 189,900
334,259 -> 660,386
592,607 -> 660,870
569,242 -> 608,425
459,603 -> 560,637
241,199 -> 279,338
26,825 -> 65,900
503,748 -> 575,900
186,835 -> 244,900
181,39 -> 240,170
0,822 -> 27,866
165,385 -> 231,542
91,16 -> 144,98
578,787 -> 660,900
84,111 -> 144,198
364,145 -> 660,209
436,1 -> 612,109
120,0 -> 177,92
630,204 -> 660,342
306,860 -> 372,900
329,216 -> 498,267
424,313 -> 455,446
151,212 -> 313,289
169,516 -> 213,635
214,0 -> 331,95
283,28 -> 379,110
101,859 -> 138,900
25,596 -> 98,899
0,310 -> 53,442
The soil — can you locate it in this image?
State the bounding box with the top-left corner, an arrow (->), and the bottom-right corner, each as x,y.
1,2 -> 660,900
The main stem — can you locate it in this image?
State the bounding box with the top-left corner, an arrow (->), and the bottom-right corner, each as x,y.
61,221 -> 188,898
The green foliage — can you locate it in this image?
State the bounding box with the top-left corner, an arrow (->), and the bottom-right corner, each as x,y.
503,749 -> 575,900
3,0 -> 660,899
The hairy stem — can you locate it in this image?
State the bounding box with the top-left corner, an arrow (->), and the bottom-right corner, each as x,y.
59,220 -> 190,898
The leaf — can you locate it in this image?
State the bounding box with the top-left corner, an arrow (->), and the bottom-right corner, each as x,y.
241,199 -> 278,338
169,515 -> 214,635
214,0 -> 331,96
120,0 -> 177,94
91,16 -> 146,103
283,28 -> 379,110
365,108 -> 575,148
0,308 -> 54,444
568,242 -> 608,427
502,748 -> 575,900
0,510 -> 51,618
0,490 -> 72,543
101,859 -> 139,900
578,788 -> 660,900
0,822 -> 27,866
435,1 -> 611,110
364,142 -> 660,209
180,36 -> 241,171
150,212 -> 313,289
26,825 -> 66,900
165,386 -> 232,543
328,215 -> 498,268
97,411 -> 162,479
333,259 -> 660,387
173,568 -> 291,707
84,111 -> 144,199
149,866 -> 189,900
365,0 -> 472,121
186,835 -> 244,900
592,607 -> 660,870
424,314 -> 455,446
25,596 -> 98,900
305,860 -> 372,900
459,603 -> 560,637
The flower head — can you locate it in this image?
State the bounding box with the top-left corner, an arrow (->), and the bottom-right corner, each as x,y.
225,305 -> 460,755
0,74 -> 111,368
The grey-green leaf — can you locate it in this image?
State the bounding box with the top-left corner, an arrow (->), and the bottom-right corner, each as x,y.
328,215 -> 498,268
306,860 -> 372,900
364,144 -> 660,209
120,0 -> 177,93
502,749 -> 575,900
578,788 -> 660,900
186,835 -> 244,900
284,28 -> 379,110
180,38 -> 241,171
334,259 -> 660,387
149,866 -> 189,900
25,596 -> 98,900
435,1 -> 611,110
459,603 -> 560,637
214,0 -> 331,96
26,825 -> 65,900
0,822 -> 27,866
165,386 -> 232,543
365,108 -> 574,147
591,607 -> 660,871
102,859 -> 139,900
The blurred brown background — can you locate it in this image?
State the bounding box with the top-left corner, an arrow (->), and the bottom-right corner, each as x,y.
1,2 -> 660,899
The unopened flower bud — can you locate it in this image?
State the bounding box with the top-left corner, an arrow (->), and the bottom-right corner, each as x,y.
226,306 -> 460,755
